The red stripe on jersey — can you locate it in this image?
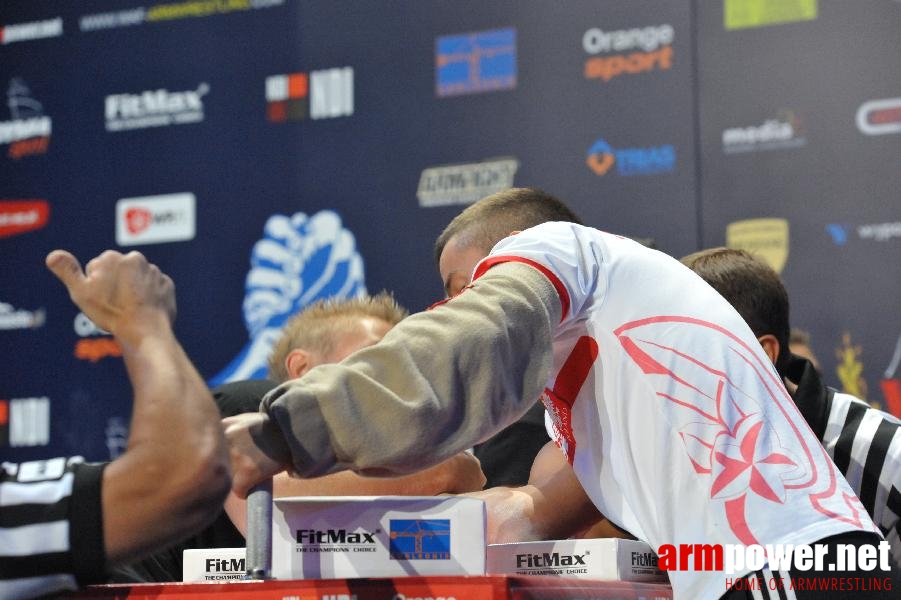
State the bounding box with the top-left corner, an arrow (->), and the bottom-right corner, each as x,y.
472,255 -> 570,322
553,336 -> 599,402
543,336 -> 600,464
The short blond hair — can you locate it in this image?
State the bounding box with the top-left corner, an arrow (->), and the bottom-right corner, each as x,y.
267,292 -> 408,382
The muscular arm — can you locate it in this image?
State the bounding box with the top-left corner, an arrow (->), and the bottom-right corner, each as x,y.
474,401 -> 549,487
47,250 -> 231,565
226,262 -> 560,497
103,326 -> 231,563
269,451 -> 485,497
466,441 -> 604,544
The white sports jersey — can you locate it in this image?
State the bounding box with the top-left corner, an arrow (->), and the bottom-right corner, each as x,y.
475,222 -> 878,599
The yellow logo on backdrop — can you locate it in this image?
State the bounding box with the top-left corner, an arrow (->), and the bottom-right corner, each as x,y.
725,0 -> 818,31
836,331 -> 869,402
725,218 -> 789,274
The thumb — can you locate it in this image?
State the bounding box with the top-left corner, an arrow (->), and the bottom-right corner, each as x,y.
45,250 -> 86,291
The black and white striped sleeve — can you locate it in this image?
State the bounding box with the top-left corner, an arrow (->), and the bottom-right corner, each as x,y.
0,456 -> 107,599
822,392 -> 901,567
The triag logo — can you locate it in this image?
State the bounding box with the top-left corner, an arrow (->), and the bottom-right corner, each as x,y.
436,27 -> 516,97
296,528 -> 377,544
586,138 -> 675,177
389,519 -> 451,560
516,552 -> 587,568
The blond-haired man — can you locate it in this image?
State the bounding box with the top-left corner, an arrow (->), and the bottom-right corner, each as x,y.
115,292 -> 484,582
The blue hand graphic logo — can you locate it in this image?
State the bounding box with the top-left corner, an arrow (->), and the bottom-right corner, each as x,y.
209,210 -> 366,385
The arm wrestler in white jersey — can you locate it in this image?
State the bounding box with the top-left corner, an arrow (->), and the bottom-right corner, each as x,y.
225,188 -> 891,599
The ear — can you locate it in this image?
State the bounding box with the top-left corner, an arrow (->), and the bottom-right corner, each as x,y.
285,349 -> 312,379
757,334 -> 781,367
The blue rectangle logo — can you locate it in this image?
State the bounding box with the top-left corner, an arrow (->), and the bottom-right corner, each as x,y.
389,519 -> 451,560
436,27 -> 516,97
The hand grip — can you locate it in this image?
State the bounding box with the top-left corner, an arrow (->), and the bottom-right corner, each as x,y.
244,479 -> 273,580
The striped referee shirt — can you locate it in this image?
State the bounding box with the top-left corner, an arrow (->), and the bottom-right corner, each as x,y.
789,355 -> 901,568
0,456 -> 107,600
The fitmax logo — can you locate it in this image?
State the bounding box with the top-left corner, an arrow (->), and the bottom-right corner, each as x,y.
632,551 -> 659,567
105,84 -> 208,131
205,558 -> 244,573
296,529 -> 377,544
516,552 -> 587,568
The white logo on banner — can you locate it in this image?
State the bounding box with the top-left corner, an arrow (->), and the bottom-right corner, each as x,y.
721,113 -> 806,153
1,18 -> 63,45
417,158 -> 518,207
9,397 -> 50,447
105,84 -> 209,131
116,192 -> 196,246
856,97 -> 901,136
0,302 -> 45,330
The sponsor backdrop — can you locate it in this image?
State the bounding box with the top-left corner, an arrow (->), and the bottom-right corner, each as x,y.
0,0 -> 898,461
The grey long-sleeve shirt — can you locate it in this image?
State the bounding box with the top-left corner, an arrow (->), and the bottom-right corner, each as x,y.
260,262 -> 560,478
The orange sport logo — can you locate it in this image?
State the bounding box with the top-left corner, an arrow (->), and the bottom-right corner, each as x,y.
582,24 -> 674,82
73,312 -> 121,363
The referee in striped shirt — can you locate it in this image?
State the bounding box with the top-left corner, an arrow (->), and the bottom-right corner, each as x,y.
683,247 -> 901,572
1,249 -> 231,599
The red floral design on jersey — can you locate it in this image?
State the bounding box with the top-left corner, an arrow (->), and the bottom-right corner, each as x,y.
614,316 -> 869,545
711,419 -> 797,502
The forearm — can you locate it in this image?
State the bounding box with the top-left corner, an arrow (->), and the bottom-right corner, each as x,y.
272,453 -> 481,496
469,441 -> 603,544
42,250 -> 231,564
468,482 -> 601,544
474,402 -> 549,487
263,263 -> 561,478
226,452 -> 484,537
103,325 -> 231,563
